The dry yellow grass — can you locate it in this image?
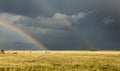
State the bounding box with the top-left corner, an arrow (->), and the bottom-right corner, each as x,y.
0,51 -> 120,71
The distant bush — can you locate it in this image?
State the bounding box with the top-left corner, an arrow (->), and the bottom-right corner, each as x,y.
1,50 -> 5,54
90,48 -> 99,51
115,49 -> 120,51
12,52 -> 18,54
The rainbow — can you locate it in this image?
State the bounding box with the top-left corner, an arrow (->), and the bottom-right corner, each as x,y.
38,1 -> 94,49
0,19 -> 48,50
0,1 -> 94,50
66,26 -> 93,49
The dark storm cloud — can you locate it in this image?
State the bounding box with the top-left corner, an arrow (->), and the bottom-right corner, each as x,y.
0,0 -> 120,18
45,0 -> 120,15
0,0 -> 55,17
0,12 -> 91,50
0,0 -> 120,17
0,0 -> 120,50
0,0 -> 116,16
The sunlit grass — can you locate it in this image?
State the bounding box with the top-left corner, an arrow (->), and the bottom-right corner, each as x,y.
0,51 -> 120,71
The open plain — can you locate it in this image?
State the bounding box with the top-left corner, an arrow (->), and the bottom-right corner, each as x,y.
0,51 -> 120,71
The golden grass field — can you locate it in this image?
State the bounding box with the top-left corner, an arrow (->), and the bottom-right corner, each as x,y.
0,51 -> 120,71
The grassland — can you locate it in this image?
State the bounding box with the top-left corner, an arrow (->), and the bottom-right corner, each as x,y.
0,51 -> 120,71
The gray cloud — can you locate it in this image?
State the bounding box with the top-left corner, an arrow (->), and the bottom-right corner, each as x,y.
0,0 -> 120,50
0,0 -> 55,17
0,0 -> 119,17
103,16 -> 115,24
0,11 -> 95,33
68,10 -> 96,22
0,12 -> 92,49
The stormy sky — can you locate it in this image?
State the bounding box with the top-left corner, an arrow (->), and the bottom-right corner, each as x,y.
0,0 -> 120,50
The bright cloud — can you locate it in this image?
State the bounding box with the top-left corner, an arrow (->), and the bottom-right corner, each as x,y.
0,13 -> 21,24
0,11 -> 94,34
